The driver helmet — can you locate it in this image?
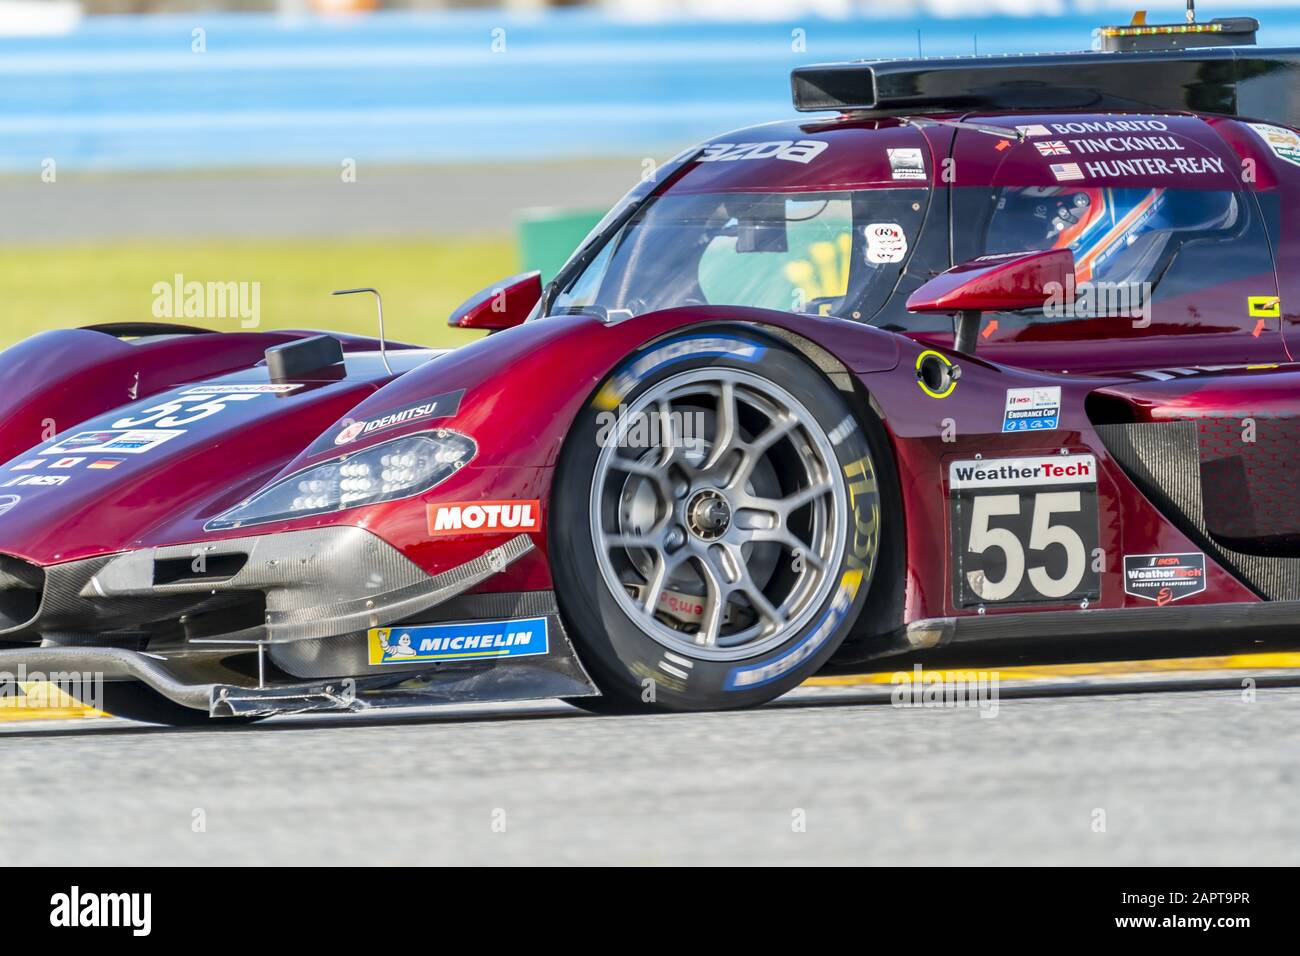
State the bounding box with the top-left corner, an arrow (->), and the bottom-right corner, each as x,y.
986,186 -> 1237,283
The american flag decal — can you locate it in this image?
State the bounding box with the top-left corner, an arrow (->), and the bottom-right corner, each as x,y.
1050,162 -> 1085,182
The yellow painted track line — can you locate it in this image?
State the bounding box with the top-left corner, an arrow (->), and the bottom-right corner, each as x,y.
5,652 -> 1299,722
0,682 -> 104,722
805,652 -> 1300,687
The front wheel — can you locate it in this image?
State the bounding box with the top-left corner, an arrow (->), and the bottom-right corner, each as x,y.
552,331 -> 882,713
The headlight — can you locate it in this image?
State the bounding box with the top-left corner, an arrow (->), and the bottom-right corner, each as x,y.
205,431 -> 475,531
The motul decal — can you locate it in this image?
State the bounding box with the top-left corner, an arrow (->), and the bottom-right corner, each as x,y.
1123,553 -> 1206,605
428,500 -> 541,535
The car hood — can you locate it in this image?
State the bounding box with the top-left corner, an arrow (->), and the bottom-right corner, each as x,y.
0,358 -> 421,565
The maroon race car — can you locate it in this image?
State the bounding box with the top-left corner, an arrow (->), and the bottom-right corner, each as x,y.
1,15 -> 1298,723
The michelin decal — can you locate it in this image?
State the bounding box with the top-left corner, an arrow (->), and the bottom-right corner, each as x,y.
369,617 -> 550,665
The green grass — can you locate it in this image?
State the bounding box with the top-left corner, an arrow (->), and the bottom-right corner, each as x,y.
0,236 -> 519,349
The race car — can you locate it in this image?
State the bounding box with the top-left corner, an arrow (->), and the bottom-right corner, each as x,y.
3,13 -> 1300,723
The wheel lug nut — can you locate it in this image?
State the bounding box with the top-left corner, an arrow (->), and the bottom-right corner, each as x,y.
667,528 -> 686,548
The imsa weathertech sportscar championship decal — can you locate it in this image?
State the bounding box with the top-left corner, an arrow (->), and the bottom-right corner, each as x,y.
949,455 -> 1100,608
1123,553 -> 1207,605
368,617 -> 549,665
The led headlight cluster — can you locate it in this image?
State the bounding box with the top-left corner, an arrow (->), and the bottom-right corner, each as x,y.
205,432 -> 475,531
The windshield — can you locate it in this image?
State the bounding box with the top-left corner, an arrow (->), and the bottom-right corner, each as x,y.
550,189 -> 928,323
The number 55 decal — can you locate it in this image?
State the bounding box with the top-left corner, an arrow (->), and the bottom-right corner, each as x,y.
949,455 -> 1101,608
112,392 -> 261,430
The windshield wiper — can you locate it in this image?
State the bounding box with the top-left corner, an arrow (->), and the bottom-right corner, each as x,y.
552,305 -> 638,324
900,115 -> 1026,142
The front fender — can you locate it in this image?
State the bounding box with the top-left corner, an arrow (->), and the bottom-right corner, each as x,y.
295,306 -> 903,474
254,307 -> 902,585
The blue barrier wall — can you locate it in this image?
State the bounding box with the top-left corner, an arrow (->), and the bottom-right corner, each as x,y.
2,9 -> 1299,171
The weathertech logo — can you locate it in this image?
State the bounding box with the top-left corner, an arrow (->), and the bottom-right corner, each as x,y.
948,454 -> 1096,490
428,500 -> 541,535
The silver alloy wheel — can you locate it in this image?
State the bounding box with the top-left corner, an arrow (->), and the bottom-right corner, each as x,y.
589,368 -> 848,661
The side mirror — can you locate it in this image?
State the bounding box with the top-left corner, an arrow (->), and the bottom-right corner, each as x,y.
448,271 -> 542,332
906,248 -> 1074,353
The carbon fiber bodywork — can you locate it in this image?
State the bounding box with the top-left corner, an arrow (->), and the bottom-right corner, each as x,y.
0,548 -> 597,717
1096,422 -> 1300,600
0,527 -> 601,718
0,606 -> 598,718
0,527 -> 536,644
270,590 -> 565,678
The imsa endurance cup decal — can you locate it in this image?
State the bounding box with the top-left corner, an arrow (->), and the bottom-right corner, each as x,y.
949,454 -> 1100,608
1123,553 -> 1206,605
1002,386 -> 1061,433
368,617 -> 549,665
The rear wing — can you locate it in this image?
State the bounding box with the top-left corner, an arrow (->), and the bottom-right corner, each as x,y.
791,47 -> 1300,130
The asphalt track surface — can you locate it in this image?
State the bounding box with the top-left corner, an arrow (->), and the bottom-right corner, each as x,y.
0,162 -> 641,245
4,680 -> 1298,866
